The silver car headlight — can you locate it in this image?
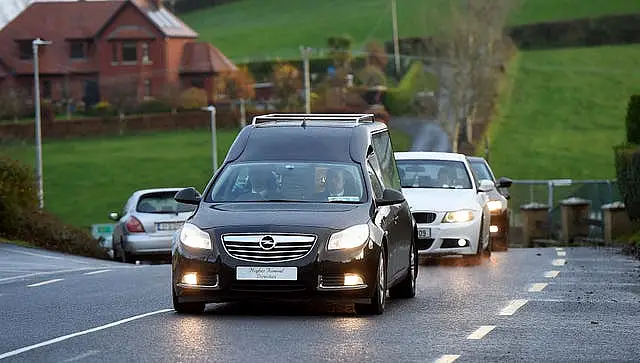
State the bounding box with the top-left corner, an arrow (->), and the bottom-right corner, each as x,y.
442,210 -> 475,223
179,223 -> 211,249
487,200 -> 503,213
328,224 -> 370,250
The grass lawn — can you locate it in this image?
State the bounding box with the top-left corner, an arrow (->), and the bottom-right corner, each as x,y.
487,45 -> 640,180
1,127 -> 411,228
180,0 -> 640,62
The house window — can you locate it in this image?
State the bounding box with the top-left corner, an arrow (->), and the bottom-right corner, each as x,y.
121,42 -> 137,63
111,43 -> 118,63
144,79 -> 151,97
43,80 -> 52,99
70,41 -> 85,59
19,41 -> 32,60
142,42 -> 151,63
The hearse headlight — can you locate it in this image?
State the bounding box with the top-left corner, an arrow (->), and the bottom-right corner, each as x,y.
328,224 -> 370,250
179,223 -> 211,249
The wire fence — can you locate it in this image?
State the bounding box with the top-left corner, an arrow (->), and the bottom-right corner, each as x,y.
508,179 -> 621,245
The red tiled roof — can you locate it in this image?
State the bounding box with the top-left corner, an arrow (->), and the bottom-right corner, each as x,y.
106,26 -> 157,40
0,1 -> 198,75
181,42 -> 237,74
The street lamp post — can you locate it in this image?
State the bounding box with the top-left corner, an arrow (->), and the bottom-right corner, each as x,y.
202,105 -> 217,173
33,37 -> 51,210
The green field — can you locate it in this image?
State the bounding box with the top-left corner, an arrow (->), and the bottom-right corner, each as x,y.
1,128 -> 411,228
180,0 -> 640,61
487,45 -> 640,180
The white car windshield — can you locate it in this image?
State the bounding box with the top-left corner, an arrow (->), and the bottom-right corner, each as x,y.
207,161 -> 366,203
396,159 -> 473,189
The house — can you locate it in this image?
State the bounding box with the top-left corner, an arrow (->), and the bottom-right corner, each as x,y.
0,0 -> 236,108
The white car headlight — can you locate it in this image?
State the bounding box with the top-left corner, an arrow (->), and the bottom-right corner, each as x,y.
328,224 -> 370,250
442,210 -> 475,223
179,223 -> 211,249
487,200 -> 503,212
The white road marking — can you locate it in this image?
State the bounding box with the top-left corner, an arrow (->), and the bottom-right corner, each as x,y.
499,299 -> 528,316
557,251 -> 566,257
552,259 -> 566,266
466,325 -> 496,340
528,283 -> 548,292
0,309 -> 173,360
2,248 -> 65,260
434,355 -> 461,363
0,267 -> 133,283
544,271 -> 560,278
27,278 -> 64,287
83,270 -> 111,275
62,350 -> 100,362
555,247 -> 564,251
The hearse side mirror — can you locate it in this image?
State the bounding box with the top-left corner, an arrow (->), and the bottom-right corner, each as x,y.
174,187 -> 202,205
376,188 -> 405,206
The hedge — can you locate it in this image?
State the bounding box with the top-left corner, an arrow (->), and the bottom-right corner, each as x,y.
614,145 -> 640,221
626,95 -> 640,145
0,155 -> 108,258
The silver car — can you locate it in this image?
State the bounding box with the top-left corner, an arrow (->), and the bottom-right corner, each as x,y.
109,188 -> 197,263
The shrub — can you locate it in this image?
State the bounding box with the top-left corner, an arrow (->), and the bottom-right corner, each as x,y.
384,61 -> 439,115
0,155 -> 107,259
137,99 -> 171,114
625,94 -> 640,144
0,156 -> 37,231
614,145 -> 640,221
180,87 -> 208,110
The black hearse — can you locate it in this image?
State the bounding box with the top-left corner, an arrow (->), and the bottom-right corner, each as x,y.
172,113 -> 417,315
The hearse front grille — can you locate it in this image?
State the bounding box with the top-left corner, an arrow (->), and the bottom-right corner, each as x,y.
221,234 -> 317,263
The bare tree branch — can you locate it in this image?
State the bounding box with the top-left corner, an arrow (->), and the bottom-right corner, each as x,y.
430,0 -> 519,152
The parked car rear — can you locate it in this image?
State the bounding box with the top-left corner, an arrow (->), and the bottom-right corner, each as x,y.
109,188 -> 196,263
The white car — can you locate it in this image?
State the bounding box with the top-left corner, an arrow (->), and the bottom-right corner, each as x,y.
394,152 -> 494,259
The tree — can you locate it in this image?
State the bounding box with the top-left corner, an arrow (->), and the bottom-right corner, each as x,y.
430,0 -> 517,152
272,63 -> 302,112
160,81 -> 182,115
327,35 -> 353,72
103,76 -> 139,120
365,41 -> 388,71
214,66 -> 255,102
0,80 -> 27,122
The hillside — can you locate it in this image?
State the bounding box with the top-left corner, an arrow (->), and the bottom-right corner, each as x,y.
179,0 -> 640,61
487,44 -> 640,180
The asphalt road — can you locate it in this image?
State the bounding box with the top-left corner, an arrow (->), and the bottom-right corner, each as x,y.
1,243 -> 638,362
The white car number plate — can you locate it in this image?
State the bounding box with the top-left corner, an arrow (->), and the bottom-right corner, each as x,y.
418,227 -> 431,239
156,222 -> 183,231
236,266 -> 298,281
